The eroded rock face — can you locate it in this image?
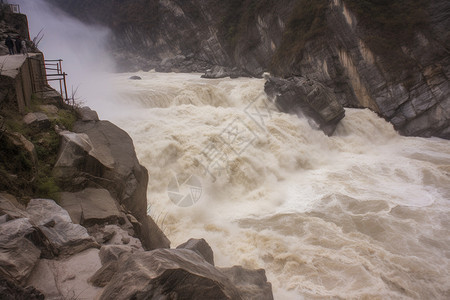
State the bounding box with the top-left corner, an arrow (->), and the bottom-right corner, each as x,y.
98,249 -> 243,300
177,238 -> 215,266
48,0 -> 450,139
26,199 -> 98,257
220,266 -> 274,300
53,120 -> 170,250
265,76 -> 345,135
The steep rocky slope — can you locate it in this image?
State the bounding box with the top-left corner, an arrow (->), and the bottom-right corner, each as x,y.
46,0 -> 449,139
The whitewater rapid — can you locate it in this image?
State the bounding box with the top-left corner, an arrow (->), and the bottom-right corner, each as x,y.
94,72 -> 449,299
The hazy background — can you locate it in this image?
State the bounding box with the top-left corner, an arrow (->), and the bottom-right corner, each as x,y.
16,0 -> 117,115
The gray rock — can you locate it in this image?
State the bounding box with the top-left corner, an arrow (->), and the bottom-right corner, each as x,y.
202,65 -> 248,79
23,112 -> 51,129
26,199 -> 99,257
0,278 -> 44,300
4,132 -> 38,168
265,76 -> 345,135
59,188 -> 122,226
26,199 -> 72,225
38,104 -> 58,115
0,218 -> 35,244
37,221 -> 98,257
128,75 -> 142,80
27,248 -> 103,300
220,266 -> 274,300
77,106 -> 99,121
99,245 -> 135,265
89,260 -> 118,288
177,238 -> 214,266
0,233 -> 41,285
97,249 -> 243,300
0,193 -> 28,220
54,120 -> 170,250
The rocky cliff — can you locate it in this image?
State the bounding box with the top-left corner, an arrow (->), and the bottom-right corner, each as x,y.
46,0 -> 450,139
0,8 -> 273,298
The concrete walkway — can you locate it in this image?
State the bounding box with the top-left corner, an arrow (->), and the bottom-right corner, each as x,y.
0,53 -> 40,78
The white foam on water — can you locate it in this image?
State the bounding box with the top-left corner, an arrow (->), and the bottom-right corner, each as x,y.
89,72 -> 450,298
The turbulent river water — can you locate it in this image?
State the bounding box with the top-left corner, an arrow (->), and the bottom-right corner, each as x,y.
16,0 -> 449,298
90,71 -> 450,299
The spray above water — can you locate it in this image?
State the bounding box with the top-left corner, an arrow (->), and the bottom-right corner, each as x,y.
15,1 -> 450,298
16,0 -> 116,113
106,72 -> 450,299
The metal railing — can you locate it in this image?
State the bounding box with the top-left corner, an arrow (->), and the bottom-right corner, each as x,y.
44,59 -> 69,102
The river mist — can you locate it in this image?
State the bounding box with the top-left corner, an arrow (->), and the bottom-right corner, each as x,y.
18,1 -> 450,298
106,72 -> 450,299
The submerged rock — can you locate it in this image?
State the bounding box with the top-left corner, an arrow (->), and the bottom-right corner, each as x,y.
265,76 -> 345,136
202,65 -> 248,79
128,75 -> 142,80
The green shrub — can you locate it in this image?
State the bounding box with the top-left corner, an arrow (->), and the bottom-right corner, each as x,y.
35,176 -> 60,200
56,109 -> 77,131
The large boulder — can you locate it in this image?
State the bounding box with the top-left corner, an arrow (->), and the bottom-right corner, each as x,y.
220,266 -> 274,300
0,193 -> 28,221
23,112 -> 51,129
97,249 -> 243,300
77,106 -> 99,121
27,248 -> 103,300
0,236 -> 41,285
53,119 -> 170,250
177,238 -> 215,266
265,76 -> 345,136
59,188 -> 123,226
26,199 -> 98,257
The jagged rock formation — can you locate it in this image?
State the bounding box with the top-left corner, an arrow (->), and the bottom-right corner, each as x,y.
53,119 -> 170,250
47,0 -> 450,139
0,9 -> 274,299
96,248 -> 273,300
265,75 -> 346,135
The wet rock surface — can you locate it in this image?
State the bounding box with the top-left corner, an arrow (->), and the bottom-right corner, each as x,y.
49,0 -> 450,139
53,119 -> 170,250
97,249 -> 243,300
265,76 -> 345,136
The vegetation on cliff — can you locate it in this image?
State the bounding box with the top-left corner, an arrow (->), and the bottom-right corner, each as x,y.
0,95 -> 78,204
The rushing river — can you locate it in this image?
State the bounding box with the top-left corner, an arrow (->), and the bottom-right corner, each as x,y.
92,71 -> 450,299
18,0 -> 449,298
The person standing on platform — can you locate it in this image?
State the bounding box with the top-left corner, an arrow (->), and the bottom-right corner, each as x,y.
5,35 -> 14,55
15,36 -> 22,55
21,39 -> 27,55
